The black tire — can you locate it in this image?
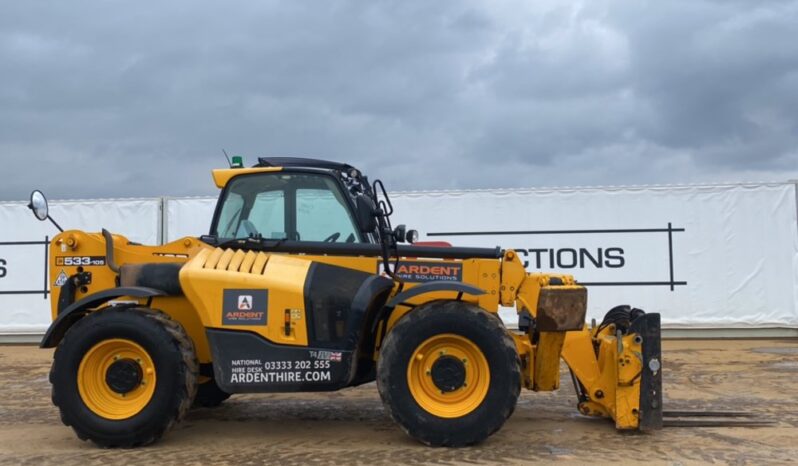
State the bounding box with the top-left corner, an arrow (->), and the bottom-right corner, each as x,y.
377,300 -> 521,447
193,377 -> 231,408
599,305 -> 646,334
50,306 -> 198,447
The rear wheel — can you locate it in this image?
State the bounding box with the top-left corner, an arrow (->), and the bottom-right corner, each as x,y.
50,306 -> 198,447
377,300 -> 520,447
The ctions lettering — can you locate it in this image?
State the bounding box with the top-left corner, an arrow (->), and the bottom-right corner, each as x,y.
516,248 -> 625,270
426,225 -> 686,290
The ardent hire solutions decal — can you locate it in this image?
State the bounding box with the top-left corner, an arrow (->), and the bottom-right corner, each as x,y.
222,289 -> 268,325
379,261 -> 463,282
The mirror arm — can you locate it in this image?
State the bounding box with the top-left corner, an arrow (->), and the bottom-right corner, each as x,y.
47,216 -> 64,233
365,180 -> 403,283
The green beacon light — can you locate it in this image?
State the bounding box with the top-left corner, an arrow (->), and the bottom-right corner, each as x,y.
231,156 -> 244,168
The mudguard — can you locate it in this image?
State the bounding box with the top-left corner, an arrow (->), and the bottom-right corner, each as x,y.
384,281 -> 485,309
40,286 -> 166,348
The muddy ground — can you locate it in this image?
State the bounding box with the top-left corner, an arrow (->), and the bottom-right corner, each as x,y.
0,339 -> 796,465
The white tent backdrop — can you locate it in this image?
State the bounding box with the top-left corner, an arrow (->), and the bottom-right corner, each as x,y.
388,183 -> 798,328
1,183 -> 796,335
0,199 -> 161,334
165,197 -> 216,241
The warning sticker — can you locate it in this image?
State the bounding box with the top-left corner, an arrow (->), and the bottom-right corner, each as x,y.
222,289 -> 268,325
54,270 -> 68,287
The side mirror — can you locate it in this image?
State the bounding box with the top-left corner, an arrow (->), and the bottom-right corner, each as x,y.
27,190 -> 63,232
355,194 -> 378,233
29,190 -> 49,221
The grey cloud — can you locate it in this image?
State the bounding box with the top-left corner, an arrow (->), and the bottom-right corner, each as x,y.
1,0 -> 798,201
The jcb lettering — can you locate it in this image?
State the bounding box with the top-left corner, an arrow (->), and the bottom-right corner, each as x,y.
0,258 -> 6,278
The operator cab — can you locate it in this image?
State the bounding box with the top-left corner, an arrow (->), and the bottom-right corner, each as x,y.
212,171 -> 363,243
208,157 -> 382,245
202,156 -> 439,284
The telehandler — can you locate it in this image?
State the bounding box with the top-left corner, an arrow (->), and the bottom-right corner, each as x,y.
30,157 -> 665,447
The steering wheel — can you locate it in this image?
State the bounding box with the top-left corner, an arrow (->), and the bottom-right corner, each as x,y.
323,232 -> 341,243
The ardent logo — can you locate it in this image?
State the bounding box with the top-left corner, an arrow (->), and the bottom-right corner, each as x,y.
222,289 -> 268,325
225,311 -> 264,320
395,264 -> 460,277
238,295 -> 253,310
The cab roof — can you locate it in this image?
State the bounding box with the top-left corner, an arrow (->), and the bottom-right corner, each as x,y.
255,157 -> 355,172
212,157 -> 359,189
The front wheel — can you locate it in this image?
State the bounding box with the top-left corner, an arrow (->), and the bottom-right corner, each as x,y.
49,307 -> 198,447
377,300 -> 520,447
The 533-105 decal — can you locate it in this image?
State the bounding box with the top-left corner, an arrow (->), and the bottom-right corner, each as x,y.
55,256 -> 106,267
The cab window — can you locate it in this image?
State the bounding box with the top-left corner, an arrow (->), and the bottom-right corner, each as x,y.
212,172 -> 361,242
296,188 -> 359,242
248,191 -> 285,239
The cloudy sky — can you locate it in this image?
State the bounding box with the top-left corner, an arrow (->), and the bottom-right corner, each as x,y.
1,1 -> 797,201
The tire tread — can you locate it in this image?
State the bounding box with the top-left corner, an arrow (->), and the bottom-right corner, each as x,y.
50,306 -> 198,447
377,300 -> 521,447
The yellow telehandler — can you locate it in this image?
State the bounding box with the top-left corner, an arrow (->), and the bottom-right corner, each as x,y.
30,157 -> 664,447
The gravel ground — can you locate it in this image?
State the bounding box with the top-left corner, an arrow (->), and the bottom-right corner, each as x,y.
0,339 -> 796,465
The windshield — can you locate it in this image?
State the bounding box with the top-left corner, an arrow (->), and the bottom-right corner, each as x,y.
212,172 -> 362,243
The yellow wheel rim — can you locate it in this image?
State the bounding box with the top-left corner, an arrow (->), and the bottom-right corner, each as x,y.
407,333 -> 490,418
77,338 -> 156,420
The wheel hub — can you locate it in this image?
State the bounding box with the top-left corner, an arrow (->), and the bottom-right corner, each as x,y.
105,358 -> 143,394
407,333 -> 490,418
78,338 -> 157,420
430,355 -> 466,393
